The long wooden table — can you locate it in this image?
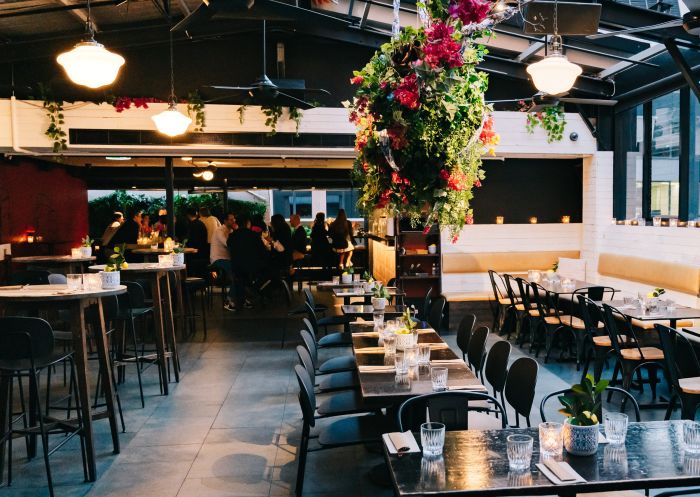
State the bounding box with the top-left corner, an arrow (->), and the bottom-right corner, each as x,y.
385,420 -> 700,497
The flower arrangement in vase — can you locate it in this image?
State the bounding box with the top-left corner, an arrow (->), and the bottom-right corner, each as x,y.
80,235 -> 94,257
559,374 -> 608,456
101,244 -> 127,288
372,283 -> 390,310
341,266 -> 354,284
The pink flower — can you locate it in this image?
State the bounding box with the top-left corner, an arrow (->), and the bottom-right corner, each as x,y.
423,22 -> 463,69
350,75 -> 364,85
393,74 -> 420,110
465,214 -> 474,224
439,169 -> 450,180
448,0 -> 490,25
474,179 -> 482,187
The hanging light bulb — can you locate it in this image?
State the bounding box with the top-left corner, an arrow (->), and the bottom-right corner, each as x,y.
152,102 -> 192,137
526,0 -> 582,96
56,0 -> 124,88
152,18 -> 190,136
201,169 -> 214,181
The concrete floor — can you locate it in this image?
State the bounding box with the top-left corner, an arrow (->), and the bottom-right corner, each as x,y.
0,288 -> 686,497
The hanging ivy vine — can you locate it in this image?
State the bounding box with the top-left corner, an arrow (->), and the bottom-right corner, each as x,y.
186,90 -> 206,132
524,105 -> 566,143
39,84 -> 67,154
288,106 -> 303,136
237,105 -> 247,125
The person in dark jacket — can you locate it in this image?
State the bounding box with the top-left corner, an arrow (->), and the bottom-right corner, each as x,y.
269,214 -> 293,275
290,213 -> 308,260
329,208 -> 354,269
227,212 -> 268,308
310,212 -> 332,269
185,208 -> 209,260
110,209 -> 141,247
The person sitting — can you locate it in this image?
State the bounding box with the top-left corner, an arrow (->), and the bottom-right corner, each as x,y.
310,212 -> 333,269
269,214 -> 293,277
154,210 -> 168,237
110,209 -> 141,247
140,214 -> 152,236
210,213 -> 237,312
185,208 -> 209,261
199,206 -> 221,243
329,208 -> 355,269
250,213 -> 268,235
290,213 -> 308,262
228,213 -> 268,309
101,211 -> 123,246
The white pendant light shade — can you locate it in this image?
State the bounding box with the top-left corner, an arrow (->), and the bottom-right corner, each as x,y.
201,169 -> 214,181
57,40 -> 125,89
526,53 -> 582,95
152,103 -> 192,137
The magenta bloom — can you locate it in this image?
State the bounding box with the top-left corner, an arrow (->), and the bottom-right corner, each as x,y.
423,22 -> 463,69
448,0 -> 491,25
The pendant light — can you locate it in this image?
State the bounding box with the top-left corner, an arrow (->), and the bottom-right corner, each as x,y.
152,25 -> 191,137
526,0 -> 582,95
56,0 -> 125,89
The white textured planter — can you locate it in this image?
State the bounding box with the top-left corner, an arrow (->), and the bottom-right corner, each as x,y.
341,274 -> 352,284
563,419 -> 599,456
394,331 -> 415,351
80,246 -> 92,258
100,271 -> 120,289
172,253 -> 185,266
372,297 -> 387,310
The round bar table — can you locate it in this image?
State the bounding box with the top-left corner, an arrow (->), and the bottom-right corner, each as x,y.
0,283 -> 126,482
131,247 -> 198,262
89,263 -> 183,393
12,255 -> 96,274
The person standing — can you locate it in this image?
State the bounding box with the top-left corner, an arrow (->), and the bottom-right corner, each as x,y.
290,213 -> 308,262
210,212 -> 237,311
110,209 -> 141,247
269,214 -> 293,276
101,211 -> 123,246
185,208 -> 209,260
329,208 -> 354,269
140,214 -> 152,237
228,212 -> 267,309
310,212 -> 332,269
199,206 -> 221,243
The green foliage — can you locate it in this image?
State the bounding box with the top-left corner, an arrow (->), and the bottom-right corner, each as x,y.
373,283 -> 390,299
261,105 -> 284,135
650,287 -> 666,298
172,239 -> 188,254
81,235 -> 94,247
525,105 -> 566,143
558,374 -> 609,426
40,84 -> 67,155
106,244 -> 126,271
363,270 -> 374,282
186,90 -> 206,132
288,106 -> 303,136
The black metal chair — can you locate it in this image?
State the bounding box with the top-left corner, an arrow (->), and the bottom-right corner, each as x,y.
577,295 -> 616,383
181,261 -> 209,340
427,295 -> 446,334
487,270 -> 510,334
397,390 -> 508,432
293,364 -> 390,497
456,314 -> 477,361
483,340 -> 511,410
420,287 -> 433,322
656,324 -> 700,420
295,345 -> 357,393
467,326 -> 489,378
299,329 -> 356,375
10,270 -> 51,285
304,303 -> 352,348
655,490 -> 700,497
0,316 -> 87,497
503,357 -> 539,427
539,386 -> 641,423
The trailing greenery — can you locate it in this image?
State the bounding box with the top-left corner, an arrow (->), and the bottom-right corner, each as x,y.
40,84 -> 67,155
237,105 -> 247,125
261,105 -> 284,135
558,374 -> 609,426
186,90 -> 206,132
288,106 -> 303,136
525,105 -> 566,143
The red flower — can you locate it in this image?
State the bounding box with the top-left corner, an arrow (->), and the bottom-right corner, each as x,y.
448,0 -> 490,25
387,125 -> 408,150
439,169 -> 450,180
355,134 -> 368,151
423,225 -> 431,235
474,179 -> 482,187
423,22 -> 463,69
452,234 -> 459,244
350,75 -> 364,85
362,162 -> 369,172
393,73 -> 420,110
465,214 -> 474,225
377,189 -> 393,208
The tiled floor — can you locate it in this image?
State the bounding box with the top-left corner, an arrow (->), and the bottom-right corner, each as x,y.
0,289 -> 687,497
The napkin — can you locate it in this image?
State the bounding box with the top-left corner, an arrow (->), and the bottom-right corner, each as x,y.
383,431 -> 420,455
447,384 -> 486,391
537,461 -> 586,484
355,346 -> 385,354
353,332 -> 379,338
430,359 -> 464,365
358,365 -> 395,373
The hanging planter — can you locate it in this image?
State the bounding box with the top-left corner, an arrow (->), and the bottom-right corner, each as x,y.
523,104 -> 567,143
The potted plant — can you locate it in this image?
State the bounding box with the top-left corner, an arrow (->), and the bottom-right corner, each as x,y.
362,271 -> 376,292
100,244 -> 127,289
172,239 -> 187,266
80,236 -> 94,257
371,283 -> 390,310
341,266 -> 354,284
559,374 -> 608,456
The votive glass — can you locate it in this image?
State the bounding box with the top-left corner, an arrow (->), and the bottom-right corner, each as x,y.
430,366 -> 448,392
83,273 -> 101,291
71,248 -> 82,259
384,334 -> 397,355
684,421 -> 700,454
417,344 -> 431,365
353,273 -> 360,282
623,296 -> 635,307
66,274 -> 83,291
158,254 -> 173,267
394,351 -> 408,374
507,434 -> 533,472
604,412 -> 628,445
653,216 -> 662,227
332,276 -> 340,284
404,344 -> 417,366
373,310 -> 385,331
420,422 -> 446,457
538,422 -> 563,456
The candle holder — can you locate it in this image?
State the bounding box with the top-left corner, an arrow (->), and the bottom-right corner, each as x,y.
539,421 -> 563,456
496,216 -> 504,225
529,217 -> 538,224
561,215 -> 570,224
669,218 -> 678,227
652,216 -> 662,227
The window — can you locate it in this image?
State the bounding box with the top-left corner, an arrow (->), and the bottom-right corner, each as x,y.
619,105 -> 644,219
650,91 -> 680,217
692,95 -> 700,221
326,189 -> 362,219
272,190 -> 312,218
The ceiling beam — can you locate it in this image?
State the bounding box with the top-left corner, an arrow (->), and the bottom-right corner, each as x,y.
55,0 -> 99,31
0,0 -> 122,19
516,37 -> 545,62
664,39 -> 700,102
598,44 -> 666,78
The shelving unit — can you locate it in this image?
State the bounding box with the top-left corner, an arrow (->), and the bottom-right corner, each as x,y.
394,218 -> 441,300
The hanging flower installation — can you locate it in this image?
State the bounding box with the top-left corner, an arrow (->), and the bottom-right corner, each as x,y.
348,0 -> 510,237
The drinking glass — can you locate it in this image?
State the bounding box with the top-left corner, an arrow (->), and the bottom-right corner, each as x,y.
666,300 -> 677,312
353,273 -> 360,282
404,345 -> 417,366
604,412 -> 628,445
158,254 -> 173,267
684,421 -> 700,454
150,244 -> 159,250
653,216 -> 662,227
394,351 -> 408,374
430,366 -> 448,392
66,274 -> 83,291
623,296 -> 635,307
538,422 -> 563,456
417,344 -> 431,365
373,310 -> 385,331
507,434 -> 533,471
332,276 -> 340,284
420,422 -> 446,457
384,334 -> 397,355
71,248 -> 82,259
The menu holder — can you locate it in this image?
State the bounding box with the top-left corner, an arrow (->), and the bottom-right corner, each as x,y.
383,431 -> 420,455
537,460 -> 586,484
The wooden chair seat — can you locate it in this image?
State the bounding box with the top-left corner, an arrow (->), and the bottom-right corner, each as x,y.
545,315 -> 604,330
619,347 -> 664,361
678,376 -> 700,395
499,298 -> 519,305
529,309 -> 555,317
576,491 -> 643,497
630,318 -> 694,330
592,335 -> 611,347
515,303 -> 536,311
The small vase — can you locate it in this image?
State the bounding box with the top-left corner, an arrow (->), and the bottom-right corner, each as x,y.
172,253 -> 185,266
80,246 -> 92,258
341,274 -> 352,284
563,419 -> 600,456
395,331 -> 414,351
372,297 -> 387,310
100,271 -> 120,289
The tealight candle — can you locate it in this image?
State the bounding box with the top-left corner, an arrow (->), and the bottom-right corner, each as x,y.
26,235 -> 34,243
158,254 -> 173,267
669,218 -> 678,227
529,217 -> 538,224
539,421 -> 563,456
71,248 -> 82,259
561,215 -> 570,224
496,216 -> 504,224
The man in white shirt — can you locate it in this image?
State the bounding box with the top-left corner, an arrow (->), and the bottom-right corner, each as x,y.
199,207 -> 222,243
210,212 -> 237,311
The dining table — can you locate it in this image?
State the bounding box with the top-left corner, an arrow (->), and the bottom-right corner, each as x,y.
12,254 -> 97,274
333,286 -> 405,305
0,283 -> 126,481
89,263 -> 182,393
130,247 -> 198,262
605,300 -> 700,329
343,304 -> 407,320
384,420 -> 700,497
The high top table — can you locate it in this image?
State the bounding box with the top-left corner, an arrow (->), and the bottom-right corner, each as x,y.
0,284 -> 126,481
89,263 -> 182,392
12,255 -> 96,274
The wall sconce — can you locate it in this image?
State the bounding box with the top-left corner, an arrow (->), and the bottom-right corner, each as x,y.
496,216 -> 504,225
561,215 -> 570,224
529,217 -> 538,224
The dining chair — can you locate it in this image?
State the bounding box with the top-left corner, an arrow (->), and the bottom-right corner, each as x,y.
0,316 -> 88,497
456,314 -> 477,361
487,269 -> 510,333
577,295 -> 616,383
539,386 -> 641,423
503,357 -> 539,428
427,295 -> 446,334
501,274 -> 523,339
396,391 -> 507,432
483,340 -> 511,411
655,324 -> 700,420
420,287 -> 433,322
529,283 -> 562,358
304,303 -> 352,348
293,364 -> 390,497
299,329 -> 356,375
601,303 -> 665,408
295,345 -> 358,393
466,326 -> 489,378
303,286 -> 328,314
47,274 -> 67,285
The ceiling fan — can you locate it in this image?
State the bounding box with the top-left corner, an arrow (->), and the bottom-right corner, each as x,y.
202,19 -> 330,109
487,92 -> 618,111
586,0 -> 700,39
